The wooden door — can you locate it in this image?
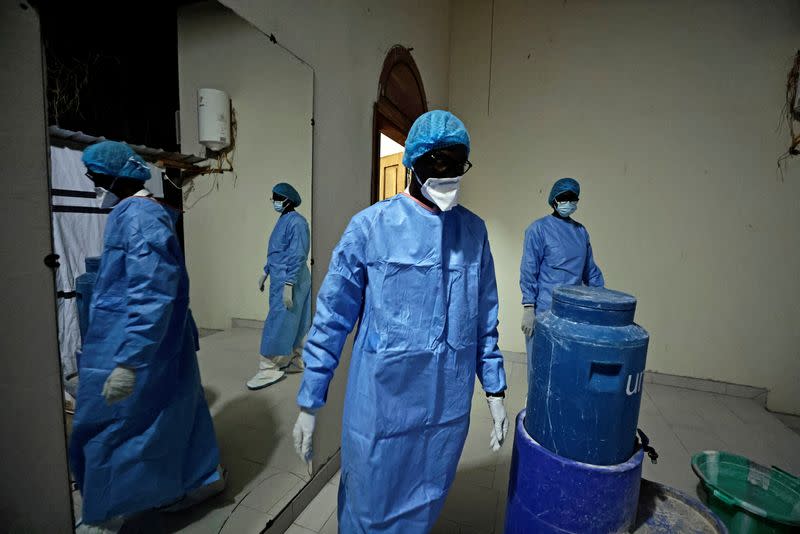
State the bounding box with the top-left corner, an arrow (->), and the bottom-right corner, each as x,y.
378,152 -> 407,200
371,46 -> 427,204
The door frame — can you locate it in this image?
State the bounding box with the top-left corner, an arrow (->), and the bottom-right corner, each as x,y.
1,2 -> 74,530
370,46 -> 428,204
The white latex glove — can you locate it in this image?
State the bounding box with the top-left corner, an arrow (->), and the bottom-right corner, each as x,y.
487,396 -> 509,452
283,283 -> 294,310
102,366 -> 136,404
258,273 -> 268,292
521,306 -> 536,338
293,409 -> 316,463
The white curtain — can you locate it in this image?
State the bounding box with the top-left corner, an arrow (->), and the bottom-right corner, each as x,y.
50,146 -> 106,377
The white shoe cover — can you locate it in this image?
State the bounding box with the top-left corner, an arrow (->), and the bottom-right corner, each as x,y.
247,358 -> 285,390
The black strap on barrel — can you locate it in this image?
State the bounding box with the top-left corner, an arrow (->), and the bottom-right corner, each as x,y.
636,428 -> 659,464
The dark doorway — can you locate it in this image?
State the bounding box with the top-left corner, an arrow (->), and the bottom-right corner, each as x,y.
35,0 -> 188,224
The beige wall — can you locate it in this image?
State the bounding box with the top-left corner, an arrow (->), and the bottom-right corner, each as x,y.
219,0 -> 453,466
178,2 -> 313,330
450,0 -> 800,413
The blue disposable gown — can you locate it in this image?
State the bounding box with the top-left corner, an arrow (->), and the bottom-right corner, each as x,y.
520,214 -> 605,313
260,211 -> 312,356
298,193 -> 507,533
69,197 -> 220,524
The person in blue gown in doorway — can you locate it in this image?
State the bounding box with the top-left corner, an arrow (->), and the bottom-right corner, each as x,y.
70,141 -> 223,533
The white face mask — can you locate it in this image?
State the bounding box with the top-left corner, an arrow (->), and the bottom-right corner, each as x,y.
555,200 -> 578,218
416,174 -> 462,211
273,199 -> 286,213
95,187 -> 120,209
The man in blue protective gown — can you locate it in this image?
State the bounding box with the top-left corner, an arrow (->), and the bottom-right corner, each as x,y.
69,141 -> 223,532
519,177 -> 605,349
292,111 -> 509,533
247,182 -> 312,390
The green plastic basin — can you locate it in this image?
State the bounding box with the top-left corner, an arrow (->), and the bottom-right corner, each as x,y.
691,451 -> 800,534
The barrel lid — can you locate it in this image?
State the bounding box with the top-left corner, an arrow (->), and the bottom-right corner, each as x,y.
552,286 -> 636,311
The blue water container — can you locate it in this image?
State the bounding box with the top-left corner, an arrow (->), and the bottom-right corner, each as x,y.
75,256 -> 101,342
506,410 -> 644,533
525,286 -> 649,465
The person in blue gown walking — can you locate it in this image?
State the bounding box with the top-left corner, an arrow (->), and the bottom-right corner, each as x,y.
247,182 -> 312,390
69,141 -> 223,532
291,111 -> 509,533
519,177 -> 605,347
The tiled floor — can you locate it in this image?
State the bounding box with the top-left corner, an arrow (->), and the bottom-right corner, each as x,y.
291,353 -> 800,534
159,327 -> 313,533
71,341 -> 800,533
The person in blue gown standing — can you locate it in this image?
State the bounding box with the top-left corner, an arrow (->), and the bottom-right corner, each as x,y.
247,182 -> 312,390
519,177 -> 605,351
70,141 -> 223,532
291,111 -> 509,533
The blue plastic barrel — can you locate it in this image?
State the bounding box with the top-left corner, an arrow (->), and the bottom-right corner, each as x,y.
506,410 -> 644,534
526,285 -> 649,465
75,256 -> 101,342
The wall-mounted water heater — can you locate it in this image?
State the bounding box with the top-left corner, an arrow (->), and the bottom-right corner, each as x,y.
197,88 -> 230,152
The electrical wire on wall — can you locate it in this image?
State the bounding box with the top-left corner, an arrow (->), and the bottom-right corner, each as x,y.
183,106 -> 238,210
777,50 -> 800,181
